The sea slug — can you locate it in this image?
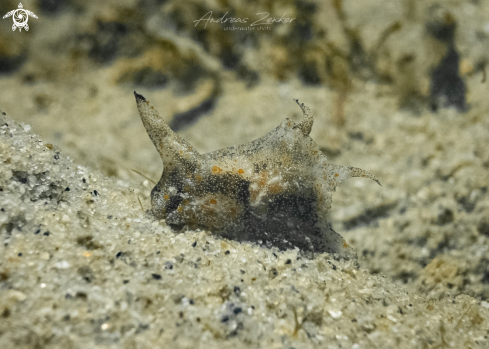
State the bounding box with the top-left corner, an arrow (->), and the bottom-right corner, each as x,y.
135,92 -> 380,259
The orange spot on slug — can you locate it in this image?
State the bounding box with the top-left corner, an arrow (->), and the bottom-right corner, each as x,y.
212,166 -> 222,174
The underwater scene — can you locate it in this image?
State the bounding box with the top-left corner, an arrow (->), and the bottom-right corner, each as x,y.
1,0 -> 489,348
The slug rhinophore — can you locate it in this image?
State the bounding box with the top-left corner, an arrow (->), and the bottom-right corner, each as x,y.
135,92 -> 380,259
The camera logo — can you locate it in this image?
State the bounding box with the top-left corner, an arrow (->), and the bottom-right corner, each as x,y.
3,3 -> 38,32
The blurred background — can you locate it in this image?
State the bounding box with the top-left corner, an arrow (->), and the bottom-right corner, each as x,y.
1,0 -> 489,300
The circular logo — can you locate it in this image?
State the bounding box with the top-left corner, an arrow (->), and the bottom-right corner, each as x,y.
13,9 -> 28,27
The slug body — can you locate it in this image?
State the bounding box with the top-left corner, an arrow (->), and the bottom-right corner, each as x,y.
135,92 -> 380,259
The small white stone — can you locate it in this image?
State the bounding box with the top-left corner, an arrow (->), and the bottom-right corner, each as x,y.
329,310 -> 342,319
55,261 -> 70,269
481,301 -> 489,309
61,215 -> 70,222
387,314 -> 397,322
